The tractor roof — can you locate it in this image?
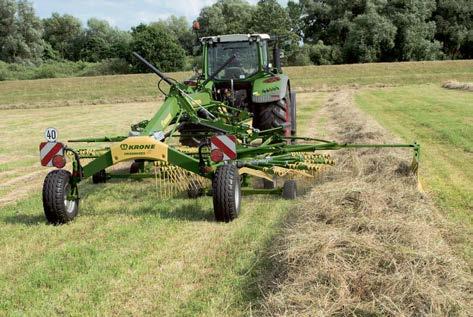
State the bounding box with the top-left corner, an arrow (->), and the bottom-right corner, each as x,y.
200,34 -> 270,44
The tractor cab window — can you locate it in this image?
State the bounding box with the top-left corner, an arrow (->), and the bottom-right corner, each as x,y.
261,41 -> 268,68
208,41 -> 259,80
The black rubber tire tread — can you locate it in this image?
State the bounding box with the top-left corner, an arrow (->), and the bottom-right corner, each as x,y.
92,169 -> 107,184
212,164 -> 241,222
263,178 -> 275,189
42,170 -> 79,224
130,161 -> 142,174
178,123 -> 209,147
253,100 -> 288,134
187,180 -> 203,199
282,180 -> 297,200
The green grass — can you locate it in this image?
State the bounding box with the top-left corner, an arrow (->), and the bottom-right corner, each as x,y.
355,84 -> 473,260
0,189 -> 290,315
0,91 -> 327,315
1,60 -> 472,109
2,60 -> 472,313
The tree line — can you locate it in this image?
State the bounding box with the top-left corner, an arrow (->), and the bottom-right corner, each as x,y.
0,0 -> 472,79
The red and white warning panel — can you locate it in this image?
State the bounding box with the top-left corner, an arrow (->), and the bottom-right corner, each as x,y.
210,135 -> 237,161
39,142 -> 64,167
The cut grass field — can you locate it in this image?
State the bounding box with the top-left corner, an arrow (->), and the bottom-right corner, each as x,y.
0,91 -> 328,315
1,60 -> 472,315
1,60 -> 473,109
356,85 -> 473,261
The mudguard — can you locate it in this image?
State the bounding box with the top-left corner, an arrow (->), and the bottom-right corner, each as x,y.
252,74 -> 289,103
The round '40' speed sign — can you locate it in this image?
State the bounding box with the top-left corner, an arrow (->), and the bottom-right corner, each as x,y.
44,128 -> 58,143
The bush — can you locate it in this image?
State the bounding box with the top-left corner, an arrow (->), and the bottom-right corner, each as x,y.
0,59 -> 134,81
287,46 -> 312,66
0,62 -> 9,81
80,58 -> 131,76
32,67 -> 57,79
183,55 -> 203,71
308,41 -> 343,65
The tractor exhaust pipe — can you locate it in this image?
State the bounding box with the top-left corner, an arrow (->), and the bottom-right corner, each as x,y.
273,43 -> 281,72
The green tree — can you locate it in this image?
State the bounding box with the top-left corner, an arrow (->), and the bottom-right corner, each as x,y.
249,0 -> 292,38
196,0 -> 254,37
0,0 -> 17,62
385,0 -> 442,61
152,16 -> 195,55
287,0 -> 304,40
433,0 -> 473,59
43,13 -> 83,60
0,0 -> 44,64
76,18 -> 131,62
130,23 -> 185,72
344,8 -> 397,62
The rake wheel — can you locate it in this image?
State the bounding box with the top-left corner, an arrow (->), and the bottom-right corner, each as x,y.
212,164 -> 241,222
42,170 -> 79,224
282,180 -> 297,200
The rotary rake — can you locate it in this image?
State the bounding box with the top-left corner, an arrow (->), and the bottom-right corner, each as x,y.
38,50 -> 420,224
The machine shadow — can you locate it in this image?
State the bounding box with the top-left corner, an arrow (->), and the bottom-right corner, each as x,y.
78,182 -> 216,222
1,213 -> 46,226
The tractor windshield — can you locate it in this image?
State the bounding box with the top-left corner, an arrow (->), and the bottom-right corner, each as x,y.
208,41 -> 259,80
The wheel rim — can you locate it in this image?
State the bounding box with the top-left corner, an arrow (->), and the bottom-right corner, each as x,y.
64,184 -> 76,215
235,180 -> 241,211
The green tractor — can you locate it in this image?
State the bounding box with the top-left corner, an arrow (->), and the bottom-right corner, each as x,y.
38,33 -> 420,225
178,34 -> 296,146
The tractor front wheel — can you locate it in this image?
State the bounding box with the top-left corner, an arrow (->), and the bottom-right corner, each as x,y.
212,164 -> 241,222
42,170 -> 79,224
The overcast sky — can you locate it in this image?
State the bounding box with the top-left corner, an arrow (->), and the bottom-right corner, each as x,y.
32,0 -> 287,30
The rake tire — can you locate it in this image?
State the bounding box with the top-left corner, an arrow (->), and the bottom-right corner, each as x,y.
212,164 -> 241,222
42,170 -> 79,225
92,169 -> 107,184
187,180 -> 204,199
282,180 -> 297,200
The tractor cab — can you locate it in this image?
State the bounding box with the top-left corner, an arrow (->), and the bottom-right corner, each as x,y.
201,34 -> 274,81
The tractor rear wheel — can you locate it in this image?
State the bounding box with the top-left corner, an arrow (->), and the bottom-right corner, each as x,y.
253,99 -> 289,136
178,123 -> 208,147
42,170 -> 79,224
212,164 -> 241,222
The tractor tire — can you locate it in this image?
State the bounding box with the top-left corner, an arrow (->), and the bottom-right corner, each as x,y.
178,123 -> 207,147
282,180 -> 297,200
42,170 -> 79,224
92,169 -> 107,184
253,100 -> 288,134
212,164 -> 241,222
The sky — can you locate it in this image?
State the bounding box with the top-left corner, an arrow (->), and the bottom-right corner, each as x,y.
31,0 -> 286,30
